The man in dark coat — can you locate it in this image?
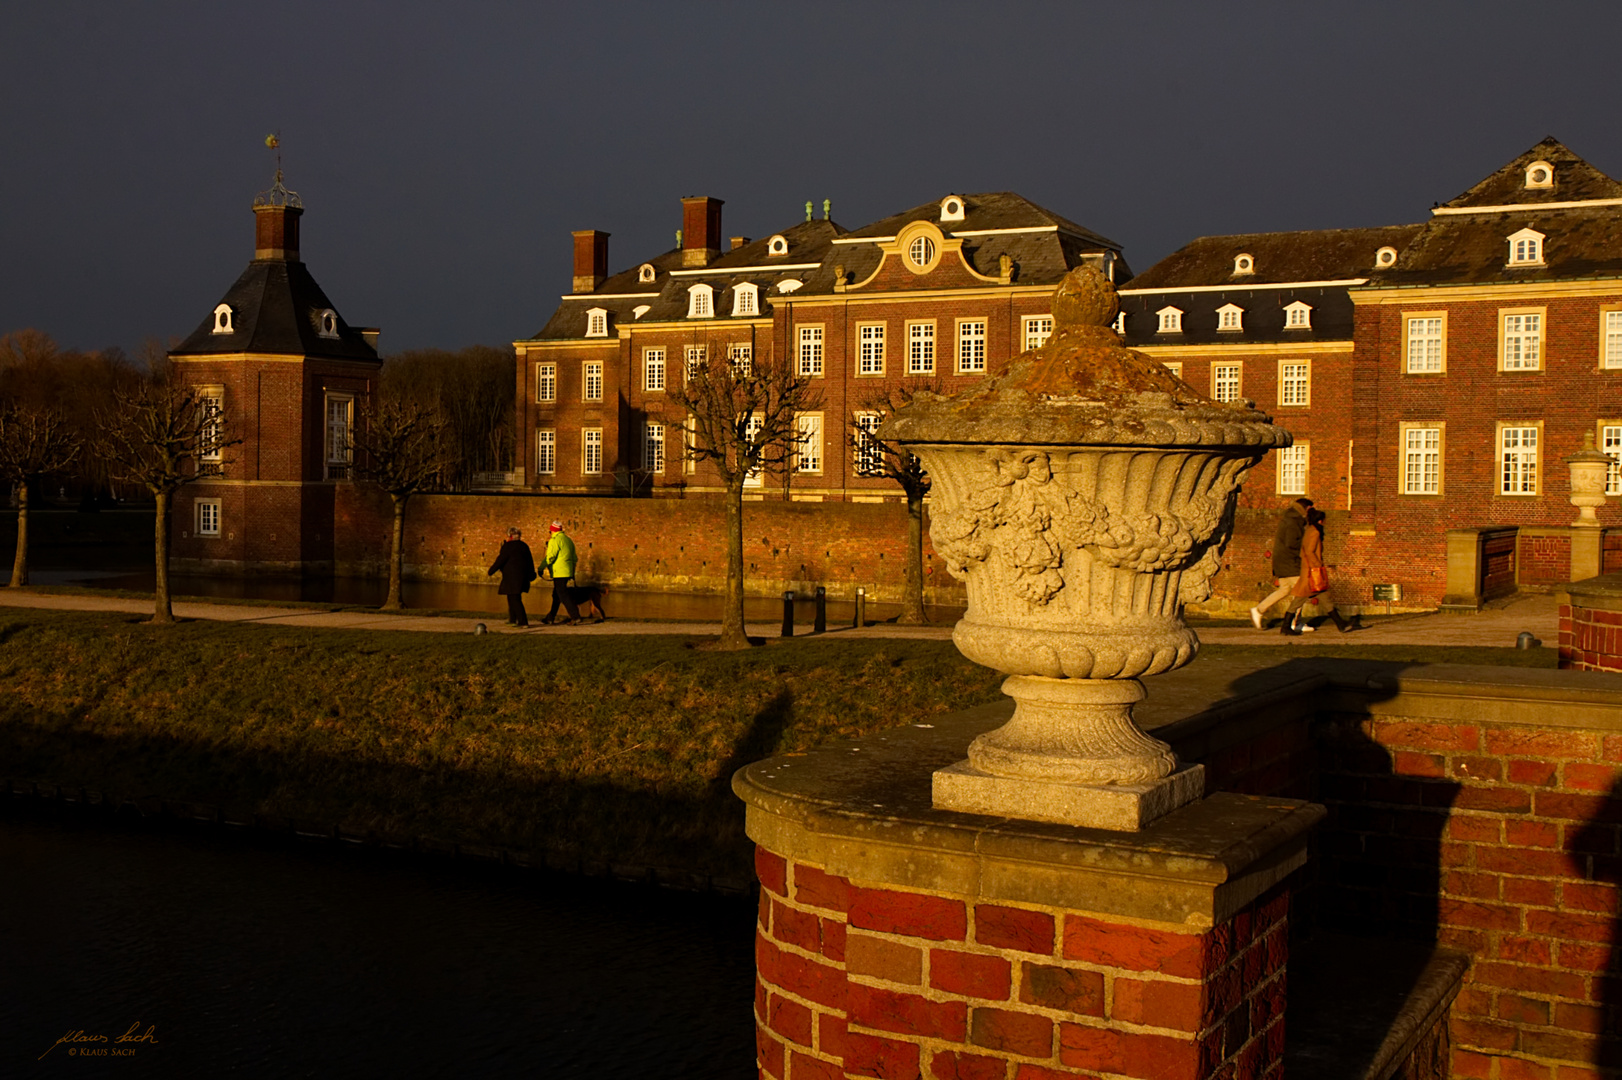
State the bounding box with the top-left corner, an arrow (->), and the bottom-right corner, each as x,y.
1250,498 -> 1312,631
487,527 -> 537,628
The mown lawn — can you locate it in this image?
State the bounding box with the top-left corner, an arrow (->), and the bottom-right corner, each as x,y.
0,607 -> 1555,880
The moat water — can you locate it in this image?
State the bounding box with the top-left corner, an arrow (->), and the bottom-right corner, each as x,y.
0,813 -> 756,1079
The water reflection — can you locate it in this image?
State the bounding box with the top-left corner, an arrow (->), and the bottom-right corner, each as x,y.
36,566 -> 965,626
0,813 -> 755,1079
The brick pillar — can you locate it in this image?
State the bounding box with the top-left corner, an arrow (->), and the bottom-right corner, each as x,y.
737,721 -> 1321,1080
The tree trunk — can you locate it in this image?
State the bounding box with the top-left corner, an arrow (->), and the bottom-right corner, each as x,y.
899,487 -> 927,624
9,481 -> 29,587
152,489 -> 173,624
383,493 -> 407,610
718,476 -> 751,649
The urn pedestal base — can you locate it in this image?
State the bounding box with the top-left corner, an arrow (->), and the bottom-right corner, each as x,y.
933,759 -> 1205,830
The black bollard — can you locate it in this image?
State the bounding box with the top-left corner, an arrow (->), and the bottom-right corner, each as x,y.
782,591 -> 795,637
855,587 -> 866,628
814,587 -> 827,633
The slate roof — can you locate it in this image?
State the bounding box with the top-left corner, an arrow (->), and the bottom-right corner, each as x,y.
1123,225 -> 1425,291
839,191 -> 1120,252
1440,137 -> 1622,209
171,259 -> 379,361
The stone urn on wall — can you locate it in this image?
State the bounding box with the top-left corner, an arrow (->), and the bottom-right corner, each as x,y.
883,266 -> 1290,830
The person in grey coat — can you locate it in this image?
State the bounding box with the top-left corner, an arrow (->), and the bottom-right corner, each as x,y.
487,527 -> 537,628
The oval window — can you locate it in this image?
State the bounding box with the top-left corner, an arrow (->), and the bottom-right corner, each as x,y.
908,235 -> 936,268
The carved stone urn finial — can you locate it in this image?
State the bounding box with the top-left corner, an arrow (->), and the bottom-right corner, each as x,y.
883,266 -> 1291,830
1568,430 -> 1612,528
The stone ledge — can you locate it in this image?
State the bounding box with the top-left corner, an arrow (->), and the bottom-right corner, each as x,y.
932,760 -> 1205,830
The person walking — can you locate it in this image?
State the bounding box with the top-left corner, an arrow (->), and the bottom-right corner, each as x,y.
487,527 -> 537,628
1284,507 -> 1358,634
1250,497 -> 1312,631
540,519 -> 582,625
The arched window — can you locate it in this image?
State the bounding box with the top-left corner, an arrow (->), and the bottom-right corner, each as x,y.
687,284 -> 715,318
1233,253 -> 1255,275
316,308 -> 339,339
212,303 -> 234,334
767,235 -> 789,257
638,263 -> 656,283
733,283 -> 759,317
1525,160 -> 1555,189
585,308 -> 608,337
939,195 -> 965,222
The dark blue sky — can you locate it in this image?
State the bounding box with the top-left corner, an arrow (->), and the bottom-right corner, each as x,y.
4,1 -> 1620,356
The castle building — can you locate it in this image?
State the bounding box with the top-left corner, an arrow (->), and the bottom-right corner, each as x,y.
514,193 -> 1128,500
167,173 -> 381,572
1122,137 -> 1622,607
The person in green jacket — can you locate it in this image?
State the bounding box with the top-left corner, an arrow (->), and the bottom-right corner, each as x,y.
540,519 -> 582,625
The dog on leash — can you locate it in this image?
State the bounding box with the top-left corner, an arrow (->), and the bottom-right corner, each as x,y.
564,582 -> 608,623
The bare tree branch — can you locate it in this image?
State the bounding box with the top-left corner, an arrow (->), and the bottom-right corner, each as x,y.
350,395 -> 455,610
0,404 -> 82,586
850,379 -> 940,624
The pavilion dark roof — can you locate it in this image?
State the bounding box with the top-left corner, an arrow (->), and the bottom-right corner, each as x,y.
171,259 -> 378,361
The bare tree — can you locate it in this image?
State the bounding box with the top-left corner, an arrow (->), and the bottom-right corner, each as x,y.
675,350 -> 822,649
98,376 -> 236,623
0,404 -> 82,585
350,396 -> 454,610
852,380 -> 940,625
380,346 -> 514,489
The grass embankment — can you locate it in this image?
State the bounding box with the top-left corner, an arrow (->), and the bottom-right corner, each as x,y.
0,609 -> 1004,881
0,608 -> 1556,882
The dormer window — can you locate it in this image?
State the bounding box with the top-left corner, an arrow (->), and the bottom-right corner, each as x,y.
1525,160 -> 1554,189
632,304 -> 651,320
1284,301 -> 1313,329
316,308 -> 339,339
211,303 -> 234,335
638,263 -> 656,284
1112,312 -> 1126,336
1157,306 -> 1183,334
1375,246 -> 1398,269
687,283 -> 714,318
585,308 -> 609,337
777,279 -> 803,294
1233,253 -> 1255,275
939,195 -> 966,222
1508,227 -> 1546,267
1216,304 -> 1244,332
733,283 -> 759,317
767,235 -> 789,257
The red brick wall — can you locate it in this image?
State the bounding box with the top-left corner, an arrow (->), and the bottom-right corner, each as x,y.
1163,673 -> 1622,1078
1560,602 -> 1622,673
753,849 -> 1289,1080
1519,531 -> 1573,586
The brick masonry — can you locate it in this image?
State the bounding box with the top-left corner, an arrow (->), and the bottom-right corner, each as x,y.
753,851 -> 1290,1080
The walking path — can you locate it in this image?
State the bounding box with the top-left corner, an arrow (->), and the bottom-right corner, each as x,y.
0,588 -> 1562,648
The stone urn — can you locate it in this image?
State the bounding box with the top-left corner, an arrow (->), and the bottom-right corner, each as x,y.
883,266 -> 1291,830
1568,431 -> 1612,527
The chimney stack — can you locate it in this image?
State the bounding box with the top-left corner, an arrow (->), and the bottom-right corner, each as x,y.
681,196 -> 724,268
730,236 -> 750,252
572,230 -> 610,293
253,203 -> 302,261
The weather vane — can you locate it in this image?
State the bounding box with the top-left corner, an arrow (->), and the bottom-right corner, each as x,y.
254,132 -> 301,209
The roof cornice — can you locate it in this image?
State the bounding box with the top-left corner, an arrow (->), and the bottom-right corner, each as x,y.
1120,278 -> 1368,296
559,292 -> 661,300
1432,198 -> 1622,216
666,262 -> 822,277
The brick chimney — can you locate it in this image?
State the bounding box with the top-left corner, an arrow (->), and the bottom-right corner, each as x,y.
254,203 -> 301,261
730,236 -> 750,252
572,230 -> 610,293
681,196 -> 724,268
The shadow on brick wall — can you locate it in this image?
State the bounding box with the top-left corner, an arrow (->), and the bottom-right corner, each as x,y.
1571,779 -> 1622,1069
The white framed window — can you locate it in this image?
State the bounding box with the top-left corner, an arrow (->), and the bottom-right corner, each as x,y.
795,413 -> 823,473
1284,301 -> 1313,329
1500,309 -> 1544,371
684,345 -> 707,379
687,284 -> 714,319
854,411 -> 884,477
767,235 -> 788,256
322,392 -> 351,479
536,429 -> 555,475
1499,424 -> 1539,495
583,362 -> 603,402
1507,228 -> 1546,267
1112,312 -> 1126,335
1526,160 -> 1554,189
908,235 -> 936,268
742,415 -> 765,488
1157,306 -> 1183,334
211,303 -> 233,334
957,320 -> 986,373
1375,246 -> 1398,269
586,308 -> 608,337
1605,310 -> 1622,370
638,263 -> 656,283
633,304 -> 651,320
195,498 -> 221,538
1405,313 -> 1445,374
907,321 -> 936,375
1162,361 -> 1183,379
643,422 -> 665,474
1401,424 -> 1442,495
797,325 -> 824,376
1213,364 -> 1241,403
1276,444 -> 1308,496
1603,424 -> 1622,496
535,363 -> 556,403
728,343 -> 752,376
1233,253 -> 1255,275
1023,315 -> 1054,351
1216,304 -> 1244,332
316,308 -> 339,339
582,428 -> 603,475
733,283 -> 759,317
644,348 -> 667,392
1279,361 -> 1310,407
197,386 -> 225,466
858,323 -> 886,376
939,195 -> 965,222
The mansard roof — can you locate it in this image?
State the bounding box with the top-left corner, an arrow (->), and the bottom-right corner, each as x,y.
171,259 -> 379,361
1440,137 -> 1622,210
1123,224 -> 1424,291
838,191 -> 1121,253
